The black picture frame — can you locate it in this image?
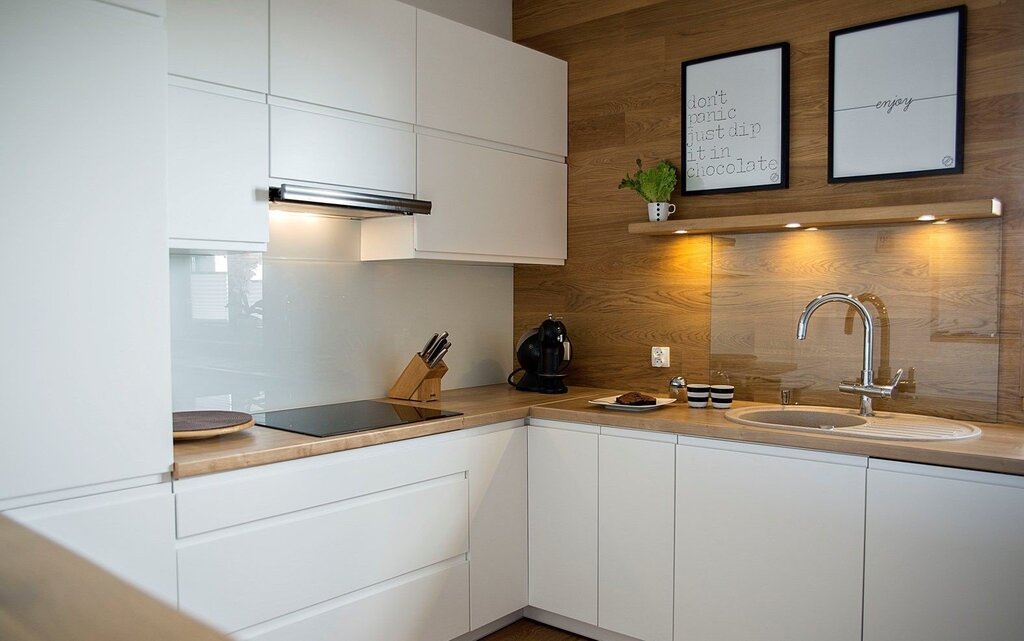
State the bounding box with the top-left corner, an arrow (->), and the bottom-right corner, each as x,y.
681,43 -> 790,196
828,5 -> 967,183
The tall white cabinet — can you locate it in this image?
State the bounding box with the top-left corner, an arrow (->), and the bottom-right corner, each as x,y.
0,0 -> 175,604
0,0 -> 172,501
863,460 -> 1024,641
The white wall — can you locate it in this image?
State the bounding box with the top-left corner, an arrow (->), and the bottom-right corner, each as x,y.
403,0 -> 512,39
170,214 -> 513,412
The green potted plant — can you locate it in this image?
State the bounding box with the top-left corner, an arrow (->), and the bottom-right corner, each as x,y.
618,159 -> 679,221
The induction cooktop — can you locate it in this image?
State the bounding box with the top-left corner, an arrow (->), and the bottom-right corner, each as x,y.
253,400 -> 462,438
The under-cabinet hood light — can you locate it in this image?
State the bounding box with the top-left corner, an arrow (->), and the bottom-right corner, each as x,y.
269,184 -> 431,218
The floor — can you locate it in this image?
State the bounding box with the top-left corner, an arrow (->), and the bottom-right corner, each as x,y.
480,619 -> 589,641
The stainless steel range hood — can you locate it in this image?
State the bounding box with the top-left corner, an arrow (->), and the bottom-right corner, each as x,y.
269,184 -> 431,218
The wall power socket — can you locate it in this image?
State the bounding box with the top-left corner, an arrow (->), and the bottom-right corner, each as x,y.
651,346 -> 670,368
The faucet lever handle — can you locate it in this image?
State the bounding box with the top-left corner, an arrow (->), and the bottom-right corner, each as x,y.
888,368 -> 904,388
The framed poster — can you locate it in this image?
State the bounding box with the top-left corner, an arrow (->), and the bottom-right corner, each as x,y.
681,43 -> 789,195
829,5 -> 966,182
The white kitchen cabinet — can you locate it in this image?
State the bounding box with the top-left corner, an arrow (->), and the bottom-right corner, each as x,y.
4,484 -> 177,606
467,425 -> 528,629
175,421 -> 527,635
269,0 -> 415,124
179,474 -> 468,633
599,429 -> 675,641
0,0 -> 172,500
168,80 -> 269,252
236,559 -> 469,641
167,0 -> 268,92
863,460 -> 1024,641
269,99 -> 416,196
361,134 -> 567,264
675,437 -> 866,641
417,10 -> 567,156
528,421 -> 599,625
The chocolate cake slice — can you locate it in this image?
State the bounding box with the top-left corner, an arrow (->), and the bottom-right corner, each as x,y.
615,391 -> 656,406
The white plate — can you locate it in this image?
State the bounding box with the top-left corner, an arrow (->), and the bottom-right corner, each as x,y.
588,395 -> 676,412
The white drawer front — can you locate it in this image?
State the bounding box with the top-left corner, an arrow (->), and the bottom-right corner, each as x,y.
270,104 -> 416,195
175,431 -> 465,537
237,559 -> 469,641
178,474 -> 468,633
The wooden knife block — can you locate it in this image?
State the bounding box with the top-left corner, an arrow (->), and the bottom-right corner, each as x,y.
388,354 -> 448,402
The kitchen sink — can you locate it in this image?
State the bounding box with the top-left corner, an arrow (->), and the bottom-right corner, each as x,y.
725,405 -> 982,441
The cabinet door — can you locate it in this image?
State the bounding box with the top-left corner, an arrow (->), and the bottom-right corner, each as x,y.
415,135 -> 566,261
528,423 -> 598,624
4,484 -> 177,606
168,82 -> 269,251
467,426 -> 528,629
167,0 -> 268,92
675,438 -> 866,641
417,10 -> 567,156
864,460 -> 1024,641
599,430 -> 675,641
270,0 -> 415,123
0,0 -> 171,500
270,101 -> 416,195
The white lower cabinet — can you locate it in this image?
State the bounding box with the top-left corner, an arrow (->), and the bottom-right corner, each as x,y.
863,460 -> 1024,641
174,421 -> 526,638
167,79 -> 269,252
599,429 -> 675,641
467,425 -> 529,629
4,483 -> 177,606
528,422 -> 599,624
675,437 -> 866,641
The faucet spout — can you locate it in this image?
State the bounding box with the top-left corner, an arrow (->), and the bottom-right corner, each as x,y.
797,292 -> 897,416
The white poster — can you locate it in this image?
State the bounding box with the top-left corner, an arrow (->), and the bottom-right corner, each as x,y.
829,7 -> 965,181
682,44 -> 789,195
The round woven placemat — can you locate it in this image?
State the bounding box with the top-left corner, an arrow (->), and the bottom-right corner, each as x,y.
173,411 -> 255,440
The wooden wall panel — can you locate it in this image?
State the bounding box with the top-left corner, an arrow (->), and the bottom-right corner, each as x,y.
512,0 -> 1024,422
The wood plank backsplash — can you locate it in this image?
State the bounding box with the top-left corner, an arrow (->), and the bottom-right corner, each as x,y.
512,0 -> 1024,422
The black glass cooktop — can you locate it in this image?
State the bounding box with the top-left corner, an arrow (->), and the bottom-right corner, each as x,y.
253,400 -> 462,438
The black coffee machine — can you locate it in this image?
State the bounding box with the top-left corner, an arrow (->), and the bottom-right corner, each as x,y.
507,315 -> 572,394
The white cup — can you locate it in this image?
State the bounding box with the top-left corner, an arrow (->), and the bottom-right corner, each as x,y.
647,202 -> 676,222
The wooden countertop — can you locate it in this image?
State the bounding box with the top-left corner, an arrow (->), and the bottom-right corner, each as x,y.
173,385 -> 605,478
0,515 -> 227,641
174,385 -> 1024,478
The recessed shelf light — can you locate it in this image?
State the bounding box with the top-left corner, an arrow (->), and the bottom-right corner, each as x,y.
933,219 -> 950,225
674,229 -> 688,234
784,222 -> 802,229
805,227 -> 819,231
917,214 -> 937,221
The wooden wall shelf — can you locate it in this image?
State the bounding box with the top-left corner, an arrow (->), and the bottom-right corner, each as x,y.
627,199 -> 1002,236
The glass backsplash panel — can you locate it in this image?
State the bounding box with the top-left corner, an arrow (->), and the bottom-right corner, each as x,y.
709,219 -> 1001,421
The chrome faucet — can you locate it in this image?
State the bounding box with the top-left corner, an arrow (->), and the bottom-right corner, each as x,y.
796,292 -> 903,417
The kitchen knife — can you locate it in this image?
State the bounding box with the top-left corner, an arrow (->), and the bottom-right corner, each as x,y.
425,332 -> 449,362
419,333 -> 439,357
427,344 -> 450,368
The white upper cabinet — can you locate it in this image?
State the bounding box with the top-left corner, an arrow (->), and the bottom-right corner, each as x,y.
417,10 -> 567,156
270,0 -> 416,123
361,134 -> 567,264
269,99 -> 416,195
168,80 -> 270,252
166,0 -> 269,93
